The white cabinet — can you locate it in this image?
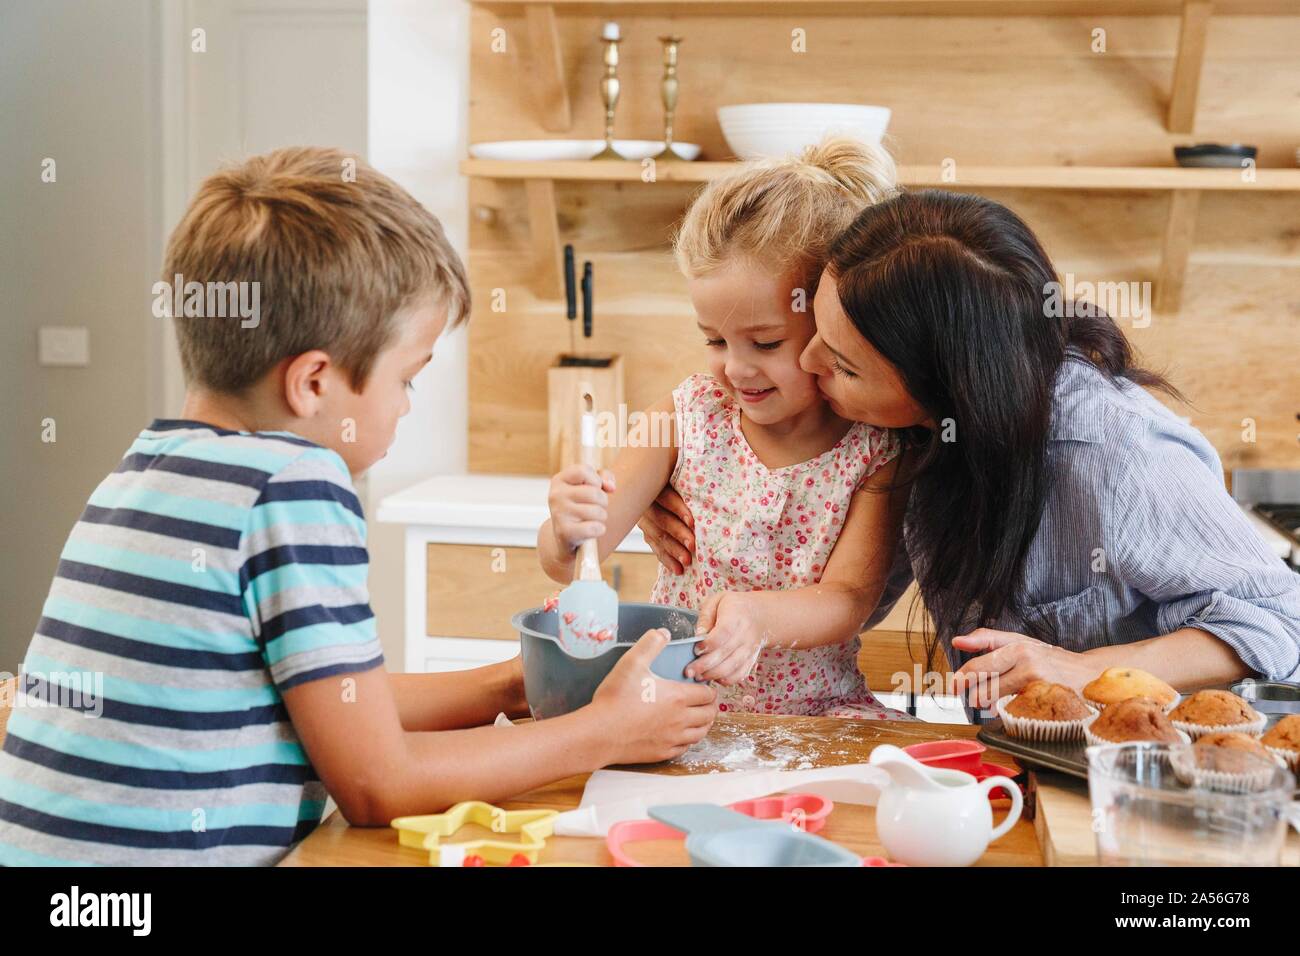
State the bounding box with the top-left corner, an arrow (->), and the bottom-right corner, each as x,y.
378,475 -> 656,673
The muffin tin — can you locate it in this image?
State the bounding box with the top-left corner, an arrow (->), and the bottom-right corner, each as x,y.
978,723 -> 1092,780
978,681 -> 1300,781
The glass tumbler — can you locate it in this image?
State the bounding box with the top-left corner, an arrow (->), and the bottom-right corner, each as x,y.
1086,741 -> 1293,866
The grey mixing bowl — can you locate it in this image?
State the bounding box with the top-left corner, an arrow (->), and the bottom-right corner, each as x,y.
513,602 -> 702,720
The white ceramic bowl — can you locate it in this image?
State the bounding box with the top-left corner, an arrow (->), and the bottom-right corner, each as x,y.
717,103 -> 891,160
469,139 -> 701,161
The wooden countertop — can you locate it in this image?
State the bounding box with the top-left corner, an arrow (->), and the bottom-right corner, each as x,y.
280,713 -> 1041,867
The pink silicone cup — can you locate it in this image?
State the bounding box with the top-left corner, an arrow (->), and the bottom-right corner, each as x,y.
607,793 -> 833,867
903,740 -> 1021,802
903,739 -> 985,773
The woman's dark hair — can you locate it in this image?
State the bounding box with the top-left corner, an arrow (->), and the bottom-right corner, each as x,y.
827,190 -> 1181,656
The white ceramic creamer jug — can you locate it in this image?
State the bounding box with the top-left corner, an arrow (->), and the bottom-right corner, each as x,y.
868,744 -> 1023,866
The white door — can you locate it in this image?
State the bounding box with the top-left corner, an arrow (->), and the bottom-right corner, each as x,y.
158,0 -> 368,413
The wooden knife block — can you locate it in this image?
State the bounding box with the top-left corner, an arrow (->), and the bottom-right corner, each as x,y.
548,355 -> 624,473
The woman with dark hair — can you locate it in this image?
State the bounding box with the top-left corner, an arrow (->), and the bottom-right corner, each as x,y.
640,190 -> 1300,709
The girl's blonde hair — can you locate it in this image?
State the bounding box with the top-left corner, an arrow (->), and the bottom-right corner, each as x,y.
674,136 -> 897,293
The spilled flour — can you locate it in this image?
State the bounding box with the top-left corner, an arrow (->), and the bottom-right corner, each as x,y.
672,720 -> 856,773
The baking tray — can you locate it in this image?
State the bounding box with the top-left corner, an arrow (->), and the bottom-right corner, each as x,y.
977,724 -> 1091,780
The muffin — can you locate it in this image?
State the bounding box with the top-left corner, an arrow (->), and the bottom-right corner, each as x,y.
997,680 -> 1096,742
1195,731 -> 1271,760
1176,731 -> 1288,793
1083,667 -> 1178,710
1084,697 -> 1186,747
1169,690 -> 1266,740
1261,714 -> 1300,773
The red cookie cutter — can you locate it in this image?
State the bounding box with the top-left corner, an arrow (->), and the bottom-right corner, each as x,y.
606,792 -> 902,867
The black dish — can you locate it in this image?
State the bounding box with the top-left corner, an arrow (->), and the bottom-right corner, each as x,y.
1174,143 -> 1258,168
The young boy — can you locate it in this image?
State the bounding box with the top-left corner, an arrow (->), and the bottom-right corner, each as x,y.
0,147 -> 716,865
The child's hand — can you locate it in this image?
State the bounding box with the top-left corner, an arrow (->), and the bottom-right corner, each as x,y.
686,592 -> 768,686
547,464 -> 617,553
592,629 -> 717,763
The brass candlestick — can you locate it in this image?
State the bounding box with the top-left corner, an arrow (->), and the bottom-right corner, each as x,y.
592,23 -> 625,160
654,35 -> 684,160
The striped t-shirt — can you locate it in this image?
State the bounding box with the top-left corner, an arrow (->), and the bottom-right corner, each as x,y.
0,420 -> 384,865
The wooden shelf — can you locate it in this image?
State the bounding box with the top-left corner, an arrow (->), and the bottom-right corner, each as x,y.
476,0 -> 1297,14
464,157 -> 1300,313
462,158 -> 1300,191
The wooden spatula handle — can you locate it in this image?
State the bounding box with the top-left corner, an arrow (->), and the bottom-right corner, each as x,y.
576,538 -> 603,582
575,388 -> 604,583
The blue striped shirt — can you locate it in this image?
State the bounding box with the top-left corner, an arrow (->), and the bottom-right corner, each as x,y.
0,420 -> 384,865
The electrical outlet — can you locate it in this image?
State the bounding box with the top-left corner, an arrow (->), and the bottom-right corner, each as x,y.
38,326 -> 90,367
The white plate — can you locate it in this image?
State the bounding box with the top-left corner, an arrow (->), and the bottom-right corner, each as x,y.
469,139 -> 701,162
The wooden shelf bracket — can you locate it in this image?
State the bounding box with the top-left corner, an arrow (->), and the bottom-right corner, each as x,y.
524,4 -> 572,132
1167,0 -> 1214,133
1154,188 -> 1201,314
523,177 -> 564,298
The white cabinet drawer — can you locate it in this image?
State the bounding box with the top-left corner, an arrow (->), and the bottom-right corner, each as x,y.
414,635 -> 520,673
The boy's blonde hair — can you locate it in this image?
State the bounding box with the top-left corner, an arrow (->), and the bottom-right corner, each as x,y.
165,146 -> 469,393
674,136 -> 897,294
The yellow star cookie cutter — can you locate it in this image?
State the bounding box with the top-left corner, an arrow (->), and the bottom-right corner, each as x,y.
391,802 -> 560,866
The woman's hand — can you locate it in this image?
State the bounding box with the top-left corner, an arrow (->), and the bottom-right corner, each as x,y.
952,628 -> 1100,708
636,487 -> 695,575
547,464 -> 616,554
686,592 -> 767,686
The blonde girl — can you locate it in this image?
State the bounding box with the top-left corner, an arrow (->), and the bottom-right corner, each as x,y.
538,138 -> 911,719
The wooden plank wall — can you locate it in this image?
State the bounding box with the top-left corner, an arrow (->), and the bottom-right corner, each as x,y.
466,9 -> 1300,474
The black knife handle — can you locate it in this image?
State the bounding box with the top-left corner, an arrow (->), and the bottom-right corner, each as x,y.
581,261 -> 593,339
564,245 -> 576,320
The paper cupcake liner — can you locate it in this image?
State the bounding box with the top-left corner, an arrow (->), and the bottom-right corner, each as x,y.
1170,747 -> 1288,794
1170,713 -> 1267,741
996,694 -> 1096,743
1083,712 -> 1191,749
1265,745 -> 1300,775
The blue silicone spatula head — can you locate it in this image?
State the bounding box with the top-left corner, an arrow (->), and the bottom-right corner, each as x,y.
556,394 -> 618,659
556,577 -> 618,658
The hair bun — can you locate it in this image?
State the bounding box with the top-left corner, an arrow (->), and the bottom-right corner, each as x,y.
798,136 -> 897,205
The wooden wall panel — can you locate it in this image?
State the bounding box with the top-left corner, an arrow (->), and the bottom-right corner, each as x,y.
465,7 -> 1300,476
468,12 -> 1300,165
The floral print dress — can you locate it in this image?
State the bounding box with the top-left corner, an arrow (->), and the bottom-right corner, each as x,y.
649,373 -> 914,720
